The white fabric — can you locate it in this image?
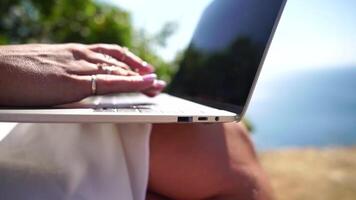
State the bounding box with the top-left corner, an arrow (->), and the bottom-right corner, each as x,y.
0,123 -> 151,200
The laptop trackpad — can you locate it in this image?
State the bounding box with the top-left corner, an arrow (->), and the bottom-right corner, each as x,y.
58,93 -> 156,109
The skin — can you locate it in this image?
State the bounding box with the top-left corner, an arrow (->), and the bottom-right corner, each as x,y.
0,43 -> 165,107
148,123 -> 273,200
0,43 -> 273,200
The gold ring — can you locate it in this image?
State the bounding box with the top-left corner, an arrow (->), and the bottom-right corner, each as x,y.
104,67 -> 113,75
98,63 -> 115,75
91,75 -> 97,95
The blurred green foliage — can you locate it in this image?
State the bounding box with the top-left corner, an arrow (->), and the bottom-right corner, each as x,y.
0,0 -> 176,81
242,118 -> 254,133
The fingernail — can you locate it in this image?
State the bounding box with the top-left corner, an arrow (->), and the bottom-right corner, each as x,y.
154,80 -> 167,87
142,74 -> 157,81
142,61 -> 154,70
142,61 -> 152,68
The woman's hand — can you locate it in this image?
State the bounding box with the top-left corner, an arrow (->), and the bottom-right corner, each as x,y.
0,43 -> 166,107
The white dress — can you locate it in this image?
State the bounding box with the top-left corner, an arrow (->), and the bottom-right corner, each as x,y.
0,123 -> 152,200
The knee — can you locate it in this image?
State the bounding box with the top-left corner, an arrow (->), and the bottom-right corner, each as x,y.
216,166 -> 273,200
207,122 -> 273,200
149,122 -> 272,200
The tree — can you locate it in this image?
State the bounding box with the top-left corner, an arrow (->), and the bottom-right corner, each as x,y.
0,0 -> 175,80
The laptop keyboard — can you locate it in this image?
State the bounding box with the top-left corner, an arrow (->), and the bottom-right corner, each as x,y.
74,93 -> 215,115
90,94 -> 177,113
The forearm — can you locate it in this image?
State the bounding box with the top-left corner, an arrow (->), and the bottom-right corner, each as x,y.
0,44 -> 81,106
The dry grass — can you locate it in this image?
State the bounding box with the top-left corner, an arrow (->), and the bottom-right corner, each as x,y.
259,147 -> 356,200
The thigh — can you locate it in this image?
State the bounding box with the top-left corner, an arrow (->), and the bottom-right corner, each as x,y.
148,122 -> 272,200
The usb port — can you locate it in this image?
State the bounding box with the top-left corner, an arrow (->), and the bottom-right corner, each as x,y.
177,117 -> 193,123
198,117 -> 208,121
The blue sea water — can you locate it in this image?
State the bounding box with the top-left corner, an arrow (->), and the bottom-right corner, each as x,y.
246,66 -> 356,150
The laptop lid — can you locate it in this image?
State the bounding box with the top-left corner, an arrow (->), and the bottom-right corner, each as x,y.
168,0 -> 287,117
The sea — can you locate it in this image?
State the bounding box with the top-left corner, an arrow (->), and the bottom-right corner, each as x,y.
0,66 -> 355,149
246,66 -> 356,151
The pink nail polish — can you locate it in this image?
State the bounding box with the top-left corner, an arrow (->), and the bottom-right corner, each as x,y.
154,80 -> 167,87
142,61 -> 154,71
142,74 -> 157,81
142,61 -> 148,67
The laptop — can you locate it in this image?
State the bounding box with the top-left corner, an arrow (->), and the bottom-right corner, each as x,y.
0,0 -> 287,123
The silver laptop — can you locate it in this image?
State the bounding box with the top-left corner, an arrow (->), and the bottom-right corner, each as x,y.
0,0 -> 287,123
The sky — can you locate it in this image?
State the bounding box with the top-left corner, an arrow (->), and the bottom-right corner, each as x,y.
105,0 -> 356,75
102,0 -> 212,61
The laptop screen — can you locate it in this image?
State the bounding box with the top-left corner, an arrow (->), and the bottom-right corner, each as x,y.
168,0 -> 286,115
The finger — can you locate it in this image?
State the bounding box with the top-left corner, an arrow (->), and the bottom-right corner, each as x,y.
143,80 -> 167,97
78,73 -> 157,96
89,44 -> 154,74
71,46 -> 126,68
66,60 -> 138,76
96,64 -> 139,76
65,60 -> 98,75
83,50 -> 131,70
80,51 -> 140,75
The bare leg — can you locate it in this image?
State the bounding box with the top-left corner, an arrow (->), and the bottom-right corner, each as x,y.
148,122 -> 273,200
